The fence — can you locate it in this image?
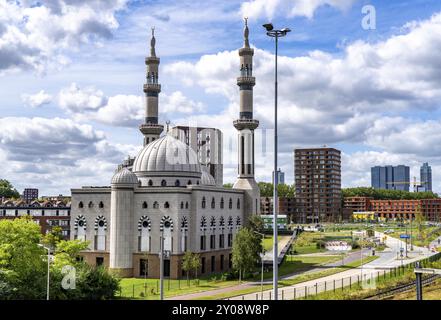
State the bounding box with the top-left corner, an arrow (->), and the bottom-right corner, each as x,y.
118,277 -> 224,299
230,251 -> 441,300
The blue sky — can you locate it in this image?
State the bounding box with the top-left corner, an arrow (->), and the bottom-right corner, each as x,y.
1,0 -> 441,195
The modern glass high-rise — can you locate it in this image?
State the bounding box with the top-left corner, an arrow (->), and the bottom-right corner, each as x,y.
272,168 -> 285,185
420,162 -> 432,192
371,165 -> 410,191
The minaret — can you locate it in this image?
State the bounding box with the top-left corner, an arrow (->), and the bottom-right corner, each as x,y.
233,18 -> 260,219
139,27 -> 164,146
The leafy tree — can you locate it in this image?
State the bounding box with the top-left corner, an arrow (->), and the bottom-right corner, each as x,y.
0,179 -> 20,199
182,251 -> 198,284
342,187 -> 438,200
248,215 -> 264,234
258,182 -> 295,198
0,217 -> 119,300
223,183 -> 233,189
231,228 -> 262,282
53,239 -> 90,269
42,226 -> 64,249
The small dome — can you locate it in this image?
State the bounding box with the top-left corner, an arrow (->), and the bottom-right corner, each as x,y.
133,134 -> 201,174
200,166 -> 216,185
111,168 -> 139,185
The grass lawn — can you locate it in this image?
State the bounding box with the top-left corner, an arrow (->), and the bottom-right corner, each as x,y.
262,235 -> 283,252
195,255 -> 379,300
251,254 -> 342,281
118,277 -> 239,300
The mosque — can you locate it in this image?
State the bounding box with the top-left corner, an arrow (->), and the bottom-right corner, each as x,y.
70,20 -> 260,279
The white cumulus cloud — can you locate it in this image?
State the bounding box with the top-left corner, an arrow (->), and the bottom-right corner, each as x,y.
21,90 -> 52,108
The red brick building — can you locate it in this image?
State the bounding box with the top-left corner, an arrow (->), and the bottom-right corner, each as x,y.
343,196 -> 441,221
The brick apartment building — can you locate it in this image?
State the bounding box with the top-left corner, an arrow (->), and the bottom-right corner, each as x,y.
260,197 -> 296,222
294,147 -> 342,223
0,199 -> 71,238
343,196 -> 441,221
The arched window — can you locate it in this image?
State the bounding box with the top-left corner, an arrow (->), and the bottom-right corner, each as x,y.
175,180 -> 180,187
211,197 -> 215,209
187,180 -> 192,185
180,202 -> 184,209
78,201 -> 84,209
161,180 -> 167,187
148,180 -> 153,186
229,198 -> 233,209
237,199 -> 240,209
142,201 -> 148,209
153,201 -> 159,209
202,197 -> 206,209
88,201 -> 93,208
220,198 -> 224,209
98,201 -> 104,208
164,202 -> 170,209
185,202 -> 189,209
196,181 -> 200,185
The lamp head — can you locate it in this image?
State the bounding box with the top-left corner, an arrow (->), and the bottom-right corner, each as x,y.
281,28 -> 291,34
262,23 -> 274,31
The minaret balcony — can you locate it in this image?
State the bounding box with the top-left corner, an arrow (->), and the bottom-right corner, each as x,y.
145,56 -> 160,64
237,76 -> 255,86
239,47 -> 254,56
139,123 -> 164,135
233,119 -> 259,130
143,83 -> 161,93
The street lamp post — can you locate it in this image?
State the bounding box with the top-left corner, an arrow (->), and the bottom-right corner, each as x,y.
38,244 -> 50,300
263,22 -> 291,301
259,251 -> 265,300
159,234 -> 164,300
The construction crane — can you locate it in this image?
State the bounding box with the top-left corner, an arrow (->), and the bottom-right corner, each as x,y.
386,176 -> 426,192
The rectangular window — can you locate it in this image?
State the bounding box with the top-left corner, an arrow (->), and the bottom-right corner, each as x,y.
220,255 -> 224,271
219,234 -> 224,248
140,259 -> 148,276
96,257 -> 104,267
228,233 -> 233,247
211,256 -> 215,272
210,234 -> 216,249
228,254 -> 232,269
200,235 -> 206,250
201,257 -> 206,274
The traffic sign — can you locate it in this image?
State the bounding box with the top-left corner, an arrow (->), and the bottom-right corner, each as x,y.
400,234 -> 410,239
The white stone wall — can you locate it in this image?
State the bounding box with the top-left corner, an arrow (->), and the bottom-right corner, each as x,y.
70,189 -> 111,251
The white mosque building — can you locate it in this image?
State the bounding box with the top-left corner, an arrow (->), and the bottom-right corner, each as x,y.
70,20 -> 260,279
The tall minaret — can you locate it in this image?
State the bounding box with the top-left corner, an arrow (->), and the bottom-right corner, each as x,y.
233,18 -> 260,220
139,27 -> 164,146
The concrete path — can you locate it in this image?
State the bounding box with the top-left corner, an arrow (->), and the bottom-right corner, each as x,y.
227,232 -> 435,300
168,248 -> 369,300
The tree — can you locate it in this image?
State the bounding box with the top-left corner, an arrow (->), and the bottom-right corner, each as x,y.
42,226 -> 64,249
0,217 -> 118,300
223,183 -> 233,189
182,251 -> 198,284
248,215 -> 264,235
0,179 -> 20,199
342,187 -> 438,200
53,239 -> 90,269
258,182 -> 295,198
231,228 -> 262,282
0,216 -> 47,299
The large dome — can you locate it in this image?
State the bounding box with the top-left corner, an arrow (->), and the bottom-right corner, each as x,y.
133,134 -> 201,174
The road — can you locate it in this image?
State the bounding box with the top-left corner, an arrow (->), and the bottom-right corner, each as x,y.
227,232 -> 436,300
